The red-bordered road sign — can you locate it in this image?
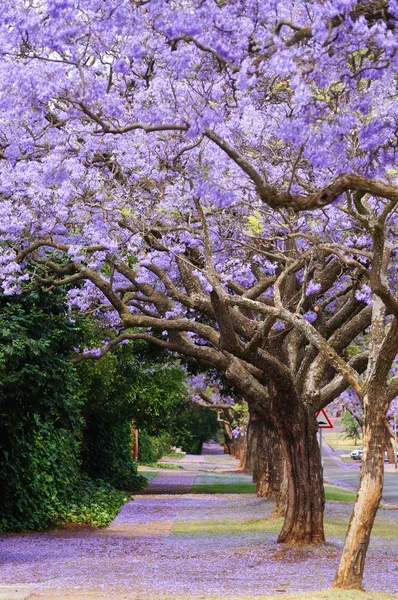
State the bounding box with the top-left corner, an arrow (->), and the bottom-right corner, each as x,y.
316,409 -> 333,429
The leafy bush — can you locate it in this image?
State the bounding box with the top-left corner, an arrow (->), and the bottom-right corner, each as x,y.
58,477 -> 130,527
0,290 -> 131,531
190,439 -> 203,455
76,345 -> 183,491
172,404 -> 219,454
0,416 -> 81,531
82,414 -> 146,491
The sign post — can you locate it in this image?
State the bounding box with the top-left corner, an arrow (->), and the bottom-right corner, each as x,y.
316,409 -> 333,466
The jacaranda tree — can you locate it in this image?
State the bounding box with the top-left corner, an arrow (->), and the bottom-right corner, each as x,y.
1,0 -> 398,589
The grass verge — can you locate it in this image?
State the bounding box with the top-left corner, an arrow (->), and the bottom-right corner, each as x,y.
173,507 -> 398,539
163,452 -> 186,459
138,470 -> 159,482
173,516 -> 282,536
191,481 -> 256,493
191,476 -> 357,502
324,484 -> 356,503
139,462 -> 184,470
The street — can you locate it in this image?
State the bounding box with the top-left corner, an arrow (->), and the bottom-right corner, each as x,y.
323,446 -> 398,505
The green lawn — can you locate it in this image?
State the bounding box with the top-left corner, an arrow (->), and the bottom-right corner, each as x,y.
139,462 -> 184,469
191,474 -> 357,503
162,452 -> 187,459
173,508 -> 398,540
322,431 -> 362,453
191,480 -> 257,494
324,484 -> 356,503
138,470 -> 159,482
152,594 -> 396,600
173,516 -> 283,536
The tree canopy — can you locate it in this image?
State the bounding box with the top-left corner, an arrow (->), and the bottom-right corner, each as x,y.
1,0 -> 398,589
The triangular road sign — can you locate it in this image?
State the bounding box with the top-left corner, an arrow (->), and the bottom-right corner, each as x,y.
316,409 -> 333,429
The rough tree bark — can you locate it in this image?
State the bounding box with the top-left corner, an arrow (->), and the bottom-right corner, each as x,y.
245,408 -> 287,515
254,414 -> 287,516
245,410 -> 258,473
236,433 -> 248,466
271,391 -> 325,545
384,420 -> 395,464
333,392 -> 387,588
226,362 -> 325,545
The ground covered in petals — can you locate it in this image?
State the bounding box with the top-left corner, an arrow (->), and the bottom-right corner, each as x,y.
1,447 -> 398,599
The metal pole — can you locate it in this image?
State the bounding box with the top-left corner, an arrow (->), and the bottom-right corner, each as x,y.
320,428 -> 323,467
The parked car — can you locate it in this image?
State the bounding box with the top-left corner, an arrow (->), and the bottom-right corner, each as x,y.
351,446 -> 363,460
350,445 -> 398,461
384,450 -> 398,462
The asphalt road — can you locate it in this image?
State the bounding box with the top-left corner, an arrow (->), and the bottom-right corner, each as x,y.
323,449 -> 398,505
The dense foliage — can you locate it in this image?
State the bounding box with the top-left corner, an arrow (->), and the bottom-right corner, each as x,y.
0,288 -> 220,530
340,410 -> 362,445
172,404 -> 220,455
0,290 -> 129,530
138,430 -> 173,463
77,341 -> 220,463
76,342 -> 187,487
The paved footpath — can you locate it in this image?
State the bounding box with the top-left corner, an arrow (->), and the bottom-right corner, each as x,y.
138,443 -> 237,495
1,443 -> 398,599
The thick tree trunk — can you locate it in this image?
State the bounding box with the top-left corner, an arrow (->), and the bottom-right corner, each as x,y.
245,410 -> 258,473
273,398 -> 325,545
275,462 -> 288,518
237,433 -> 248,467
384,420 -> 395,464
246,408 -> 287,511
224,363 -> 324,545
229,433 -> 243,459
255,418 -> 285,499
223,431 -> 233,455
245,408 -> 261,476
245,408 -> 288,515
333,396 -> 386,589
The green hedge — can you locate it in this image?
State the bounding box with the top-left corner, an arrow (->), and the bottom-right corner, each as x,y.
0,414 -> 130,531
0,290 -> 132,532
138,430 -> 172,463
82,415 -> 146,491
190,439 -> 203,455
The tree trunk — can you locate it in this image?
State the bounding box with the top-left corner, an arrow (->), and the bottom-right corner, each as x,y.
272,397 -> 325,545
223,432 -> 233,455
384,420 -> 395,464
237,433 -> 248,468
333,395 -> 386,589
245,407 -> 288,515
245,410 -> 258,473
255,417 -> 285,500
224,362 -> 324,545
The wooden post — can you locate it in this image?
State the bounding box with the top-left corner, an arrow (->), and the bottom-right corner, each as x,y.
132,428 -> 139,462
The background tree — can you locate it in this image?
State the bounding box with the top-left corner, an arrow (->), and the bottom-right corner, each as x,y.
340,410 -> 362,446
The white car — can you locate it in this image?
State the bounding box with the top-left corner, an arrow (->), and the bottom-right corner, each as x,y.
350,446 -> 363,460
